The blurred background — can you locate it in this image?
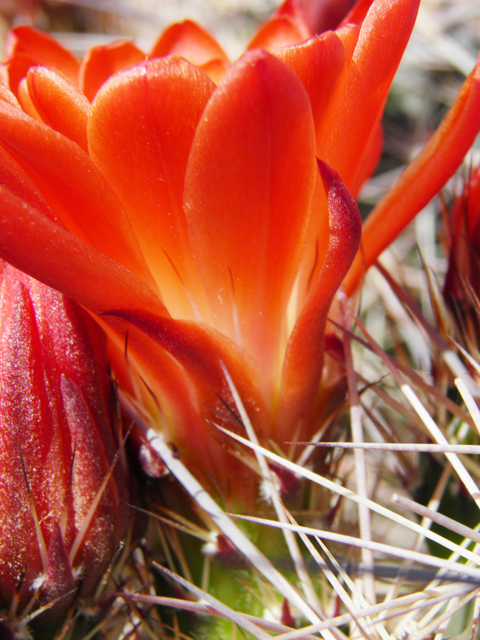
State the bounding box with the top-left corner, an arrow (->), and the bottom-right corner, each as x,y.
1,0 -> 479,68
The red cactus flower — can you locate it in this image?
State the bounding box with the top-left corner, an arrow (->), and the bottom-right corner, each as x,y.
0,261 -> 131,637
0,0 -> 479,503
444,164 -> 480,306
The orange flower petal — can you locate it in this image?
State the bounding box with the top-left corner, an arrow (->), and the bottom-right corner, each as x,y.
1,52 -> 39,98
248,16 -> 310,51
343,53 -> 480,296
248,0 -> 312,50
88,57 -> 215,320
316,0 -> 420,191
25,67 -> 91,151
79,40 -> 146,102
199,58 -> 229,84
4,26 -> 79,85
0,143 -> 58,222
184,49 -> 317,384
275,160 -> 361,443
294,169 -> 330,311
150,20 -> 229,67
0,84 -> 20,107
0,186 -> 165,318
150,21 -> 229,83
273,31 -> 345,146
16,76 -> 41,119
0,101 -> 153,286
350,121 -> 384,197
335,22 -> 360,59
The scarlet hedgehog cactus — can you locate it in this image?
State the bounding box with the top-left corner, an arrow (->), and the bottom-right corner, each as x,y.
0,262 -> 131,639
0,0 -> 479,637
0,0 -> 478,512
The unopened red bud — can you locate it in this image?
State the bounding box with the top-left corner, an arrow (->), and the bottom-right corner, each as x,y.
0,262 -> 131,636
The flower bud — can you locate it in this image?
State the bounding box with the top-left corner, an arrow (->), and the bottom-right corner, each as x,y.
444,164 -> 480,307
0,261 -> 131,637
